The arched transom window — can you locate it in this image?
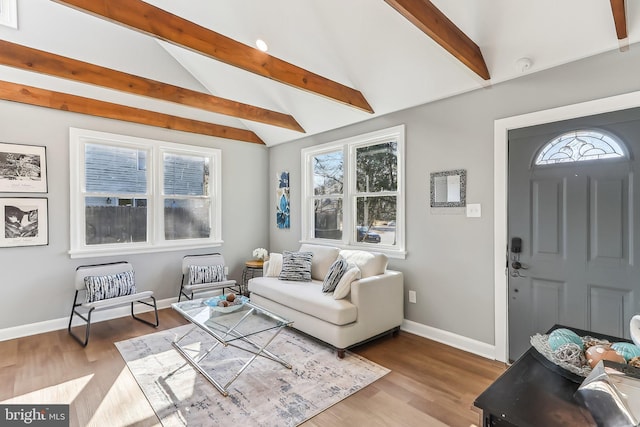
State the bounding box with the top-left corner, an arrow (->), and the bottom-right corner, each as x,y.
535,129 -> 626,165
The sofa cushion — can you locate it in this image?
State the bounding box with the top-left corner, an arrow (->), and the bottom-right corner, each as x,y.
299,244 -> 340,280
339,250 -> 388,278
279,251 -> 313,281
248,277 -> 357,326
333,264 -> 361,299
322,257 -> 347,293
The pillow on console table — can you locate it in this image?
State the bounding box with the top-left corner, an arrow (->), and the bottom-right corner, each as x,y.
333,264 -> 361,299
322,257 -> 348,293
279,251 -> 313,282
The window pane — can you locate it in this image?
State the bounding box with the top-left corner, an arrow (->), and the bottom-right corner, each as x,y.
356,196 -> 396,245
164,199 -> 211,240
85,144 -> 147,193
314,198 -> 342,240
313,151 -> 343,195
356,142 -> 398,192
85,197 -> 147,245
164,153 -> 209,196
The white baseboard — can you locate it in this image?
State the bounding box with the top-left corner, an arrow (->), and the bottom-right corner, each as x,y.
0,297 -> 178,342
401,319 -> 496,360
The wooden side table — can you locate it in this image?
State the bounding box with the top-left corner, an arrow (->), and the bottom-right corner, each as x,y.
241,259 -> 264,296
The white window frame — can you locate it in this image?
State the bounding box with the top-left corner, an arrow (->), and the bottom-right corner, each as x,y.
69,128 -> 222,258
301,125 -> 406,258
0,0 -> 18,29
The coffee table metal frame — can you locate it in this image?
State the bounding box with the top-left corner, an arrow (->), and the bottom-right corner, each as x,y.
171,298 -> 293,396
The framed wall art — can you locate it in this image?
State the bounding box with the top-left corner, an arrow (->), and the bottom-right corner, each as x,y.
276,171 -> 290,229
1,197 -> 49,247
0,142 -> 48,193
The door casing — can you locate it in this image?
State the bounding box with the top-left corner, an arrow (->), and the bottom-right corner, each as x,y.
494,89 -> 640,362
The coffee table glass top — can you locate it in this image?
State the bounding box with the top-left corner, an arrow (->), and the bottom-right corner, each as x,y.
172,297 -> 292,344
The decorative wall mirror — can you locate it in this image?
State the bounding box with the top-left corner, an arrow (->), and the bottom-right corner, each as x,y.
430,169 -> 466,207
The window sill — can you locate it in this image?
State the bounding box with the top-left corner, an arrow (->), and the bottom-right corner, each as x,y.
298,239 -> 406,259
68,240 -> 223,259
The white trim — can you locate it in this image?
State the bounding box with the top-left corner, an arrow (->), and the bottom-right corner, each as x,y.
0,296 -> 178,342
494,89 -> 640,363
401,319 -> 496,360
0,0 -> 17,29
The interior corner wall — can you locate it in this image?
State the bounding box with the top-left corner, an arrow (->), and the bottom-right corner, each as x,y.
268,44 -> 640,347
0,102 -> 269,331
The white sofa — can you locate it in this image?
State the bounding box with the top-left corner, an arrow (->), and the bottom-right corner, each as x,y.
248,244 -> 404,357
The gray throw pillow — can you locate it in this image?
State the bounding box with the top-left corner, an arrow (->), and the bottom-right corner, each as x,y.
322,257 -> 347,293
279,251 -> 313,281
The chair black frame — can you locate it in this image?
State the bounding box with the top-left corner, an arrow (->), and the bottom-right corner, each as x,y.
68,261 -> 159,347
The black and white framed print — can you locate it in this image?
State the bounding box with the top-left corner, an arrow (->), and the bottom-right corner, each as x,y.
1,198 -> 48,247
0,143 -> 48,193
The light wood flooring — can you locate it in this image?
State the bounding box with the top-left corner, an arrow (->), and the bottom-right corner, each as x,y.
0,309 -> 506,426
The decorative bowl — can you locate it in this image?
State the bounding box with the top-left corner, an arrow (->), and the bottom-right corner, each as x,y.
205,294 -> 249,314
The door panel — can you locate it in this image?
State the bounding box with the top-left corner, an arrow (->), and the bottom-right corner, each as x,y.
531,279 -> 565,332
589,286 -> 633,337
589,176 -> 627,263
532,180 -> 564,255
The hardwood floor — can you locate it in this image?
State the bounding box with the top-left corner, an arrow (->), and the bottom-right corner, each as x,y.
0,309 -> 506,426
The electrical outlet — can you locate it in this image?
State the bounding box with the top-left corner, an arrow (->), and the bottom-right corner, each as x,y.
409,290 -> 417,303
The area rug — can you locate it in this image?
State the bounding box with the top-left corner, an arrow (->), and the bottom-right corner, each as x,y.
116,324 -> 389,426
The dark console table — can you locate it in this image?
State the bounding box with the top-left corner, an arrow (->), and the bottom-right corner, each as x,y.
474,325 -> 627,427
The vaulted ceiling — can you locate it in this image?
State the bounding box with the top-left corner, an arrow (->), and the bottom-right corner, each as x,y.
0,0 -> 636,146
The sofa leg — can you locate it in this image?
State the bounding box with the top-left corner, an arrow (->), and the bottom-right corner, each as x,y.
337,348 -> 345,359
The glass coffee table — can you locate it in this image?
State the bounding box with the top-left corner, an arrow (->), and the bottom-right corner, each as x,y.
171,297 -> 293,396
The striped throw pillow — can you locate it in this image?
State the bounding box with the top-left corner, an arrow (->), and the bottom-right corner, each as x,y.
279,251 -> 313,281
84,270 -> 136,303
188,264 -> 226,285
322,257 -> 347,293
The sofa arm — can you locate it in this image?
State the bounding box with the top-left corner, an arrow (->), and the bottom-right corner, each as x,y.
350,270 -> 404,328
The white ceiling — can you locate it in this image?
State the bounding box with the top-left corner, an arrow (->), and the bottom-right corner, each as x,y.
0,0 -> 638,146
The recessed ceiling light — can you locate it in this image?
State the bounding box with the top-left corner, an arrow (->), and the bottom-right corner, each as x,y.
256,39 -> 268,52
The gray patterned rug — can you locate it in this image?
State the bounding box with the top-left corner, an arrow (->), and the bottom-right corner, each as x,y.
116,324 -> 389,426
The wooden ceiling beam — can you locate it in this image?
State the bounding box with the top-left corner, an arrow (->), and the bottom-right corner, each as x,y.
53,0 -> 374,113
0,81 -> 264,144
610,0 -> 628,40
384,0 -> 490,80
0,40 -> 303,132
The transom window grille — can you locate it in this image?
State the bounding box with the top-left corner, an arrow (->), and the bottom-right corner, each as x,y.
535,130 -> 626,165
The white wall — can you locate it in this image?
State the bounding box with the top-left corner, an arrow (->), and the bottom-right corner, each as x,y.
0,102 -> 269,330
268,43 -> 640,347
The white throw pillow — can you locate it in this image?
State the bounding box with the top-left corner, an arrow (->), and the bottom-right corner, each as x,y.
339,250 -> 387,278
264,253 -> 283,277
332,264 -> 361,299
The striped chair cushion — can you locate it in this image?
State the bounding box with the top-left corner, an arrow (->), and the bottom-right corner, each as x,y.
279,251 -> 313,282
188,264 -> 226,285
322,257 -> 348,293
84,270 -> 136,303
